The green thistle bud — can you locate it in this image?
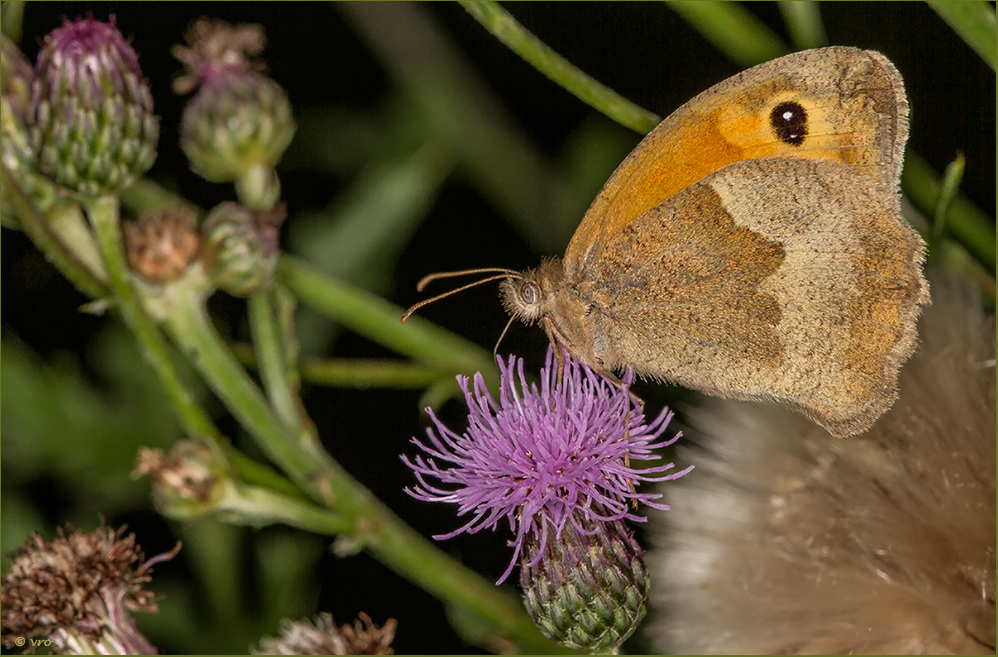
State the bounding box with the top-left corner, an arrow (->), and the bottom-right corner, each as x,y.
173,20 -> 295,210
201,201 -> 285,296
2,34 -> 67,222
29,16 -> 159,199
520,513 -> 651,654
1,34 -> 39,225
1,34 -> 32,126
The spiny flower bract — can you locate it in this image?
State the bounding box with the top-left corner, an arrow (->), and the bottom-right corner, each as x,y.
29,15 -> 158,198
402,348 -> 692,583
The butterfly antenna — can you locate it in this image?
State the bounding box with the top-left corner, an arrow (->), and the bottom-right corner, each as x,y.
416,267 -> 519,292
400,273 -> 515,323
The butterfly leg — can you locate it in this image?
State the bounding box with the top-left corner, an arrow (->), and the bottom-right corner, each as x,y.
542,317 -> 644,505
590,364 -> 645,411
542,318 -> 647,416
542,320 -> 568,383
586,361 -> 642,508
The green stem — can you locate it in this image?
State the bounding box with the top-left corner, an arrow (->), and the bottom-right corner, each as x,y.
667,0 -> 790,67
272,285 -> 316,429
777,1 -> 828,50
933,153 -> 966,238
164,290 -> 562,650
3,168 -> 107,299
359,505 -> 574,654
120,177 -> 202,216
419,376 -> 465,410
459,0 -> 659,134
84,195 -> 227,452
927,0 -> 997,71
220,481 -> 353,535
0,1 -> 24,43
300,358 -> 448,389
228,450 -> 312,501
278,255 -> 497,385
247,291 -> 304,433
162,290 -> 332,504
45,202 -> 107,283
231,343 -> 449,389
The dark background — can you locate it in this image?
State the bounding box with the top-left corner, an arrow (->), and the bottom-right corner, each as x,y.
3,2 -> 994,654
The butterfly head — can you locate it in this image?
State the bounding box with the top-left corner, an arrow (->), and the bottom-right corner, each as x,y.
500,258 -> 564,326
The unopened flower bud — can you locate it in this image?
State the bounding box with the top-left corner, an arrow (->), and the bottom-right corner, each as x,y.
173,20 -> 294,209
1,34 -> 32,124
29,16 -> 158,199
520,514 -> 650,654
201,200 -> 284,296
124,208 -> 200,282
1,34 -> 54,222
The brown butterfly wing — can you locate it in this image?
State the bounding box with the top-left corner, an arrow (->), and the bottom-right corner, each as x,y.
578,157 -> 927,437
563,47 -> 908,278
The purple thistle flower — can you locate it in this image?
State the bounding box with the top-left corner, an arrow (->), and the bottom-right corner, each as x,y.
402,348 -> 692,584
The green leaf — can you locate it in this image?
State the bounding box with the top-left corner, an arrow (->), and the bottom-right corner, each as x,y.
668,1 -> 791,67
927,0 -> 997,71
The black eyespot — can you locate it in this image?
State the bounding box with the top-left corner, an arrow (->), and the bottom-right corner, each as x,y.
770,101 -> 807,146
520,282 -> 537,305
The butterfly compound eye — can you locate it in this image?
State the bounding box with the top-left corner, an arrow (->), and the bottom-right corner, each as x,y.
500,276 -> 542,324
520,282 -> 538,305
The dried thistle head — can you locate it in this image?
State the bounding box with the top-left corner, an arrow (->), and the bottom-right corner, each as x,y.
171,19 -> 266,95
254,612 -> 397,655
124,208 -> 200,282
1,524 -> 175,654
133,443 -> 225,519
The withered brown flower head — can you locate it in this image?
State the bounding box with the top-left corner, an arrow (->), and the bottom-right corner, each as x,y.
124,208 -> 200,282
171,19 -> 266,95
254,612 -> 397,655
134,443 -> 220,506
1,524 -> 174,654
